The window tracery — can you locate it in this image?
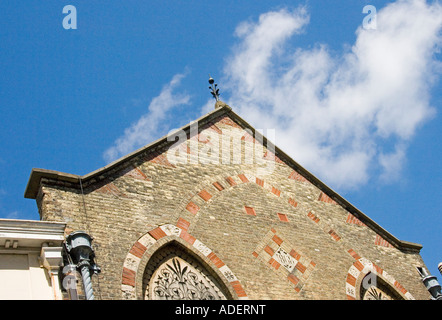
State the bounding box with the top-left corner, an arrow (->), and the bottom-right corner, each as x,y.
142,243 -> 229,300
360,272 -> 404,300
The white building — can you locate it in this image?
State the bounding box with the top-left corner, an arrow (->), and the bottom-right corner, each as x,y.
0,219 -> 66,299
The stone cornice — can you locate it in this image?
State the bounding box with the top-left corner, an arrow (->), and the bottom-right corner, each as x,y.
0,219 -> 66,247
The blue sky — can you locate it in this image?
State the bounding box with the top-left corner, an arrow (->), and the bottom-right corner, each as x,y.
0,1 -> 441,279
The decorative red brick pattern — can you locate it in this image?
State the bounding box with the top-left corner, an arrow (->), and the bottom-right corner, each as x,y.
347,249 -> 362,260
122,267 -> 136,287
268,258 -> 281,270
180,171 -> 383,292
129,241 -> 147,259
208,252 -> 225,268
288,170 -> 309,182
148,227 -> 167,240
198,189 -> 212,201
179,230 -> 196,245
205,121 -> 223,134
218,116 -> 242,129
186,201 -> 200,215
198,132 -> 213,144
287,274 -> 299,286
346,274 -> 357,287
375,234 -> 395,248
345,251 -> 414,300
295,262 -> 307,273
96,182 -> 125,197
253,229 -> 316,295
147,152 -> 176,168
328,229 -> 341,241
271,186 -> 281,197
264,245 -> 274,256
353,260 -> 364,272
289,249 -> 301,261
346,213 -> 366,226
263,150 -> 284,164
122,222 -> 249,300
176,217 -> 190,231
238,174 -> 249,183
272,234 -> 283,246
231,280 -> 247,297
288,198 -> 298,207
123,166 -> 149,180
307,211 -> 320,223
244,206 -> 256,216
241,131 -> 256,143
225,176 -> 236,186
394,281 -> 408,295
277,213 -> 289,222
318,192 -> 337,204
212,182 -> 224,191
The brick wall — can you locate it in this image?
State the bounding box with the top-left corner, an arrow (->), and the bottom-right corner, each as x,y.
33,108 -> 430,300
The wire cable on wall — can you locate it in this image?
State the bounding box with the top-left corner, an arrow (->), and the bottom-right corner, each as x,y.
78,177 -> 102,300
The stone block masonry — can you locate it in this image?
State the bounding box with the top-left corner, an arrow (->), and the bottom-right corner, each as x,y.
27,105 -> 430,300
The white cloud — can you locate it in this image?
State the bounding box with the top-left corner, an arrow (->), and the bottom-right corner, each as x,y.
103,72 -> 191,163
6,211 -> 20,219
379,143 -> 407,183
102,1 -> 441,191
221,1 -> 442,190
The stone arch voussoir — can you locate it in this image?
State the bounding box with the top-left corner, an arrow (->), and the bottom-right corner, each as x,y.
345,257 -> 415,300
121,222 -> 248,300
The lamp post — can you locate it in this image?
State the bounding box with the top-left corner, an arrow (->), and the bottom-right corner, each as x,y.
419,267 -> 442,300
65,231 -> 100,300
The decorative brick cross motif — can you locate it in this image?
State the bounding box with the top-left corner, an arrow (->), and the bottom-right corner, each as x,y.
252,228 -> 316,293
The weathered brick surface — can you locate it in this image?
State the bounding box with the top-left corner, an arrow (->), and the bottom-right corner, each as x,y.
33,108 -> 431,300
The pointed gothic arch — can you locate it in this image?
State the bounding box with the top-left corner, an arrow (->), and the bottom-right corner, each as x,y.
121,223 -> 247,300
345,257 -> 415,300
142,241 -> 232,300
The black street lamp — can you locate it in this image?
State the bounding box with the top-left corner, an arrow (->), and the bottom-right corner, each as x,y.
418,266 -> 442,300
65,231 -> 100,300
